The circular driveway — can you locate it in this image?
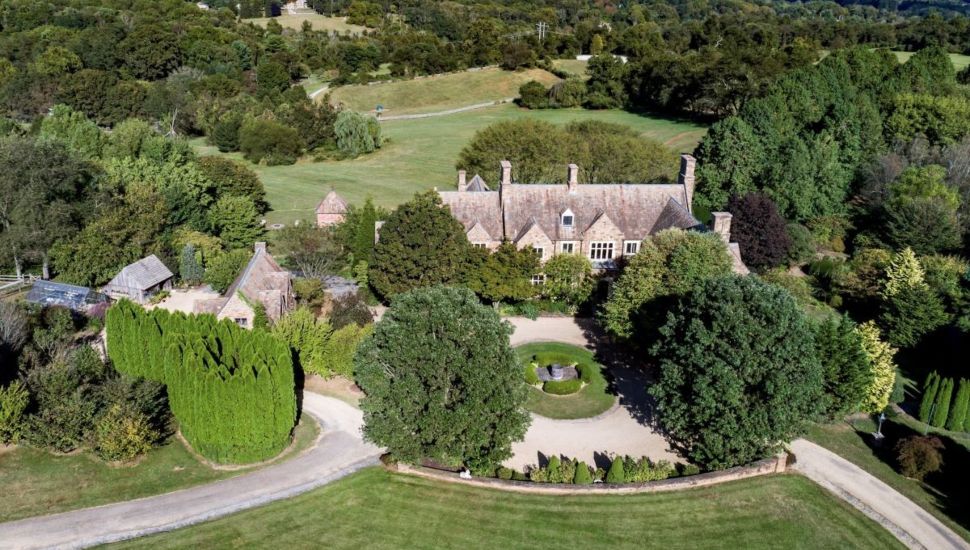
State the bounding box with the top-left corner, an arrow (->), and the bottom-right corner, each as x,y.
505,317 -> 680,471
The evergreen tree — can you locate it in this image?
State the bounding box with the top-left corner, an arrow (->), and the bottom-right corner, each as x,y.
931,377 -> 954,429
814,315 -> 873,418
179,244 -> 204,285
857,321 -> 897,413
879,248 -> 948,348
573,461 -> 592,484
919,372 -> 941,423
606,457 -> 625,483
369,192 -> 475,300
946,379 -> 970,432
466,241 -> 539,304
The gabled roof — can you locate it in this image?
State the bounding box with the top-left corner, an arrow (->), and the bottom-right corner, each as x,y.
316,190 -> 348,214
466,175 -> 490,192
219,244 -> 291,320
651,198 -> 705,233
107,255 -> 173,291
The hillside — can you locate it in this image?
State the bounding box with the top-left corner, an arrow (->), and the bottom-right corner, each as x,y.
325,67 -> 562,116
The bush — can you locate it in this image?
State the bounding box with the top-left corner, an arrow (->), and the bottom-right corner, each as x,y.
605,456 -> 625,483
786,223 -> 815,266
94,404 -> 157,462
542,379 -> 582,395
321,323 -> 372,378
0,381 -> 29,444
573,461 -> 593,484
518,80 -> 548,109
238,118 -> 302,165
22,354 -> 103,453
497,467 -> 514,480
679,463 -> 701,476
524,364 -> 540,385
330,293 -> 373,329
895,435 -> 944,481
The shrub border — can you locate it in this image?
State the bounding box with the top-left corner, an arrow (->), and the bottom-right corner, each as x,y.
390,453 -> 790,495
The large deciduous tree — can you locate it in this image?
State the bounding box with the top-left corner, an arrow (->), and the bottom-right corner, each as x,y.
727,193 -> 791,272
650,276 -> 823,470
369,191 -> 474,300
274,222 -> 343,279
354,286 -> 529,470
466,241 -> 538,304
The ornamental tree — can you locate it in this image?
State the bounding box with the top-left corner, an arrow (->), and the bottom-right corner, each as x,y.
369,191 -> 475,300
857,321 -> 897,413
650,276 -> 823,470
727,193 -> 791,272
354,286 -> 529,470
879,248 -> 948,348
814,315 -> 873,418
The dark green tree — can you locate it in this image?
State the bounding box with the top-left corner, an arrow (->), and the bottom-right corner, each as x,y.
337,197 -> 388,266
931,377 -> 954,429
650,276 -> 824,470
179,244 -> 204,285
354,286 -> 529,470
814,315 -> 873,418
946,379 -> 969,432
919,371 -> 941,423
466,242 -> 539,304
369,191 -> 474,300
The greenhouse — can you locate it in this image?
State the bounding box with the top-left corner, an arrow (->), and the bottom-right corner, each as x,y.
26,280 -> 108,311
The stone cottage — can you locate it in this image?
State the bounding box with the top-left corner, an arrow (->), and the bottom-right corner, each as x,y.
438,154 -> 748,273
316,190 -> 348,227
194,242 -> 294,328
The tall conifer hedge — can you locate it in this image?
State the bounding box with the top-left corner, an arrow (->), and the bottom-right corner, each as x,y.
106,300 -> 296,463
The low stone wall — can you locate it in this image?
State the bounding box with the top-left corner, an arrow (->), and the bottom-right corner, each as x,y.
393,452 -> 790,495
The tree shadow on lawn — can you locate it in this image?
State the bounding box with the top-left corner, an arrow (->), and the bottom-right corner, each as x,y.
850,417 -> 970,533
576,318 -> 661,428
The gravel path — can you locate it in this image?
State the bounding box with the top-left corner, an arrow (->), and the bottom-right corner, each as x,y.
0,393 -> 382,550
790,438 -> 969,550
505,317 -> 679,470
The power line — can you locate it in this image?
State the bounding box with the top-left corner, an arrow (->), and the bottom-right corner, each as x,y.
536,21 -> 547,41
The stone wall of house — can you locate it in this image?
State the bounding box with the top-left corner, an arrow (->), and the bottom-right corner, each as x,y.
316,212 -> 345,227
581,219 -> 626,261
217,293 -> 255,329
394,452 -> 790,495
514,226 -> 555,262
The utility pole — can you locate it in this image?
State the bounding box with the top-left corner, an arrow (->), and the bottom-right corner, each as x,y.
536,21 -> 547,42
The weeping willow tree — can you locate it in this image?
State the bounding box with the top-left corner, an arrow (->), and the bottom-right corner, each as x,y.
106,299 -> 296,463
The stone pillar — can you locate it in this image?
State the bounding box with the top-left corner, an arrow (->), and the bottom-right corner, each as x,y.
710,212 -> 732,243
500,160 -> 512,186
567,163 -> 579,193
679,154 -> 696,211
458,170 -> 467,192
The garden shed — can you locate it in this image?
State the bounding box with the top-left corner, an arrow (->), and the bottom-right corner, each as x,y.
102,255 -> 174,303
26,280 -> 108,311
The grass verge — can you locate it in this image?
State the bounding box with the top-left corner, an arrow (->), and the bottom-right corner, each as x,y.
516,342 -> 615,419
805,417 -> 970,542
0,417 -> 318,522
108,467 -> 902,549
244,14 -> 369,34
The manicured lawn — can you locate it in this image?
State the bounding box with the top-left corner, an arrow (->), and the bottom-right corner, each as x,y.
109,467 -> 901,549
892,50 -> 970,71
0,418 -> 318,522
552,58 -> 589,78
192,104 -> 708,225
516,342 -> 615,419
244,14 -> 369,34
806,418 -> 970,542
326,67 -> 562,115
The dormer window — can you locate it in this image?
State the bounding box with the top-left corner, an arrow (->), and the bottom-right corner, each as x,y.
561,209 -> 574,227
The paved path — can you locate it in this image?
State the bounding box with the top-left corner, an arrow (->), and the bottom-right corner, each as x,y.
505,317 -> 679,470
0,393 -> 382,550
790,439 -> 969,550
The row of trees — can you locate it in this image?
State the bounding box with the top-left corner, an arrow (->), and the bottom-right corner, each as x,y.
919,372 -> 970,432
106,301 -> 297,463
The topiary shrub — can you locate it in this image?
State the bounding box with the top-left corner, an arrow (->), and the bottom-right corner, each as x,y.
533,352 -> 576,367
542,379 -> 582,395
575,363 -> 594,384
496,467 -> 514,480
524,364 -> 540,386
896,435 -> 944,481
678,463 -> 701,477
545,455 -> 563,482
605,456 -> 625,483
574,461 -> 593,484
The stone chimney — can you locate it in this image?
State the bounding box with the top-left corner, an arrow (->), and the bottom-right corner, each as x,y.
255,241 -> 267,253
500,160 -> 512,187
710,212 -> 732,243
457,170 -> 467,192
374,221 -> 385,244
567,163 -> 579,193
679,154 -> 696,212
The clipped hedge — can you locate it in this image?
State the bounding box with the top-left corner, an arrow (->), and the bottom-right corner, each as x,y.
524,364 -> 540,385
543,379 -> 582,395
533,352 -> 577,367
576,363 -> 594,384
106,299 -> 297,464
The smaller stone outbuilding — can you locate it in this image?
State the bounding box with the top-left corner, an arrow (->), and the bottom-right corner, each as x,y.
316,190 -> 348,227
102,255 -> 174,303
194,242 -> 294,328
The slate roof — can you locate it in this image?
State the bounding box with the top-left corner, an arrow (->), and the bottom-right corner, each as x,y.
465,174 -> 490,192
106,255 -> 173,291
222,244 -> 291,321
316,190 -> 348,215
439,180 -> 700,243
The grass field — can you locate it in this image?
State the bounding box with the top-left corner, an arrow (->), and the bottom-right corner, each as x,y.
517,342 -> 615,419
326,67 -> 562,115
109,468 -> 901,549
806,419 -> 970,542
0,419 -> 318,522
893,50 -> 970,71
245,14 -> 369,34
193,104 -> 708,225
552,58 -> 590,78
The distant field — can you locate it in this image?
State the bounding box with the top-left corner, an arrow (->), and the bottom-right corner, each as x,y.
192,104 -> 708,225
109,468 -> 902,550
245,13 -> 368,34
326,67 -> 562,116
552,58 -> 590,78
892,50 -> 970,71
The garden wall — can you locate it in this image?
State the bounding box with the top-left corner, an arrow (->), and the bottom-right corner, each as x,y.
392,453 -> 790,495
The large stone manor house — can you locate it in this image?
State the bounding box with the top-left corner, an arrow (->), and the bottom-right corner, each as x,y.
317,154 -> 747,274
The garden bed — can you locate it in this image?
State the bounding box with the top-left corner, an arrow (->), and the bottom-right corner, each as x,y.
516,342 -> 615,419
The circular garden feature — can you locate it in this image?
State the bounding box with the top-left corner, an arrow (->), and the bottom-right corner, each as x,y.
517,342 -> 615,419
